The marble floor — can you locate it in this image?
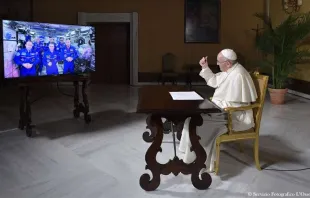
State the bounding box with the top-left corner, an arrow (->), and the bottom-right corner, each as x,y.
0,83 -> 310,198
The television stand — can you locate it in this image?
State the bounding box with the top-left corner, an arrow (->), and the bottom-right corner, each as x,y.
73,80 -> 91,122
18,85 -> 33,137
18,76 -> 91,137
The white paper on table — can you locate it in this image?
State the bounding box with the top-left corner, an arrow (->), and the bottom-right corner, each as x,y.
169,91 -> 204,100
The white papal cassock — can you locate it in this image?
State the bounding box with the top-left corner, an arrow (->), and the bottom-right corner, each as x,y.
179,62 -> 258,173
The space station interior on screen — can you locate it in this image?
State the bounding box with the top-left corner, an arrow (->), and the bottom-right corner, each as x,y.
2,20 -> 95,78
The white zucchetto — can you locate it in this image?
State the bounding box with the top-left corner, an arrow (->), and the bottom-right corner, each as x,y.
221,49 -> 237,60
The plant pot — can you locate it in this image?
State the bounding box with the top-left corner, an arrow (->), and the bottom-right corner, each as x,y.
268,88 -> 288,105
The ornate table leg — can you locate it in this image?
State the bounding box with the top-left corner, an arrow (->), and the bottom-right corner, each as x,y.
140,114 -> 212,191
176,121 -> 184,141
143,115 -> 157,143
140,114 -> 162,191
188,115 -> 212,190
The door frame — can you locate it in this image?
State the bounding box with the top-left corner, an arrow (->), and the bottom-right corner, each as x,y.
78,12 -> 138,86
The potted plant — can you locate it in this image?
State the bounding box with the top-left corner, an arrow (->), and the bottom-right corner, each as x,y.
254,12 -> 310,104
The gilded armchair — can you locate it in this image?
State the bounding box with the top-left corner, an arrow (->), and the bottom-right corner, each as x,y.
214,72 -> 269,175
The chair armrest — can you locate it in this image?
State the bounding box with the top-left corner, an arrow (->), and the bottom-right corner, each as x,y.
224,103 -> 260,112
224,103 -> 259,135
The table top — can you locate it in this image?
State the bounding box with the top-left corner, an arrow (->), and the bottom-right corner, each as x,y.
136,85 -> 223,115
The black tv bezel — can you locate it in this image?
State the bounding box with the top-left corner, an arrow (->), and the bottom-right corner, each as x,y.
1,19 -> 96,83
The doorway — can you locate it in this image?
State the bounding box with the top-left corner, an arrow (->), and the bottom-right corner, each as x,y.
91,22 -> 130,84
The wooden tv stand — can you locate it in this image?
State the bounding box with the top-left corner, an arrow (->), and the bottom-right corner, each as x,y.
17,75 -> 91,137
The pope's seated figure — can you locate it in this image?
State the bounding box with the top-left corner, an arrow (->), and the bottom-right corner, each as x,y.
179,49 -> 258,173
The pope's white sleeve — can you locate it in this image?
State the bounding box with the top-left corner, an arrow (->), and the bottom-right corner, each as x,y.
199,67 -> 226,88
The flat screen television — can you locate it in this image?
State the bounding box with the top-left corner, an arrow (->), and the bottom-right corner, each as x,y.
2,20 -> 95,79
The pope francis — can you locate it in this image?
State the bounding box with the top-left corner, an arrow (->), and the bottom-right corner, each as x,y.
179,49 -> 258,173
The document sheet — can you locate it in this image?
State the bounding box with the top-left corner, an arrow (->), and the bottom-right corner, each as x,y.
169,91 -> 204,100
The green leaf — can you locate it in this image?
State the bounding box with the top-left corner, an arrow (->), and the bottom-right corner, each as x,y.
253,12 -> 310,89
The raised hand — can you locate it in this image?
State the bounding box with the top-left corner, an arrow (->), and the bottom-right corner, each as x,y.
199,56 -> 208,68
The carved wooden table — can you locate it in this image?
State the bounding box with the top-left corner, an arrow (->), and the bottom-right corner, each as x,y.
136,85 -> 221,191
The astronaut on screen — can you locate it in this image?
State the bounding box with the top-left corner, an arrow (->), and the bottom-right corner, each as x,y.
13,40 -> 40,77
42,42 -> 60,75
60,38 -> 78,74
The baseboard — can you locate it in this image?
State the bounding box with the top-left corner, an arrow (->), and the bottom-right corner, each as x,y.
287,89 -> 310,99
138,72 -> 206,83
286,78 -> 310,96
261,73 -> 310,99
138,72 -> 310,100
267,83 -> 309,99
136,82 -> 206,86
2,72 -> 310,100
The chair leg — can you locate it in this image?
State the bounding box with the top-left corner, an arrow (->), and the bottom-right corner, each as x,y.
254,138 -> 261,171
215,141 -> 220,175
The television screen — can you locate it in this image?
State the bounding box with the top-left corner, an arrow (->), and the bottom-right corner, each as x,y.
2,20 -> 95,79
